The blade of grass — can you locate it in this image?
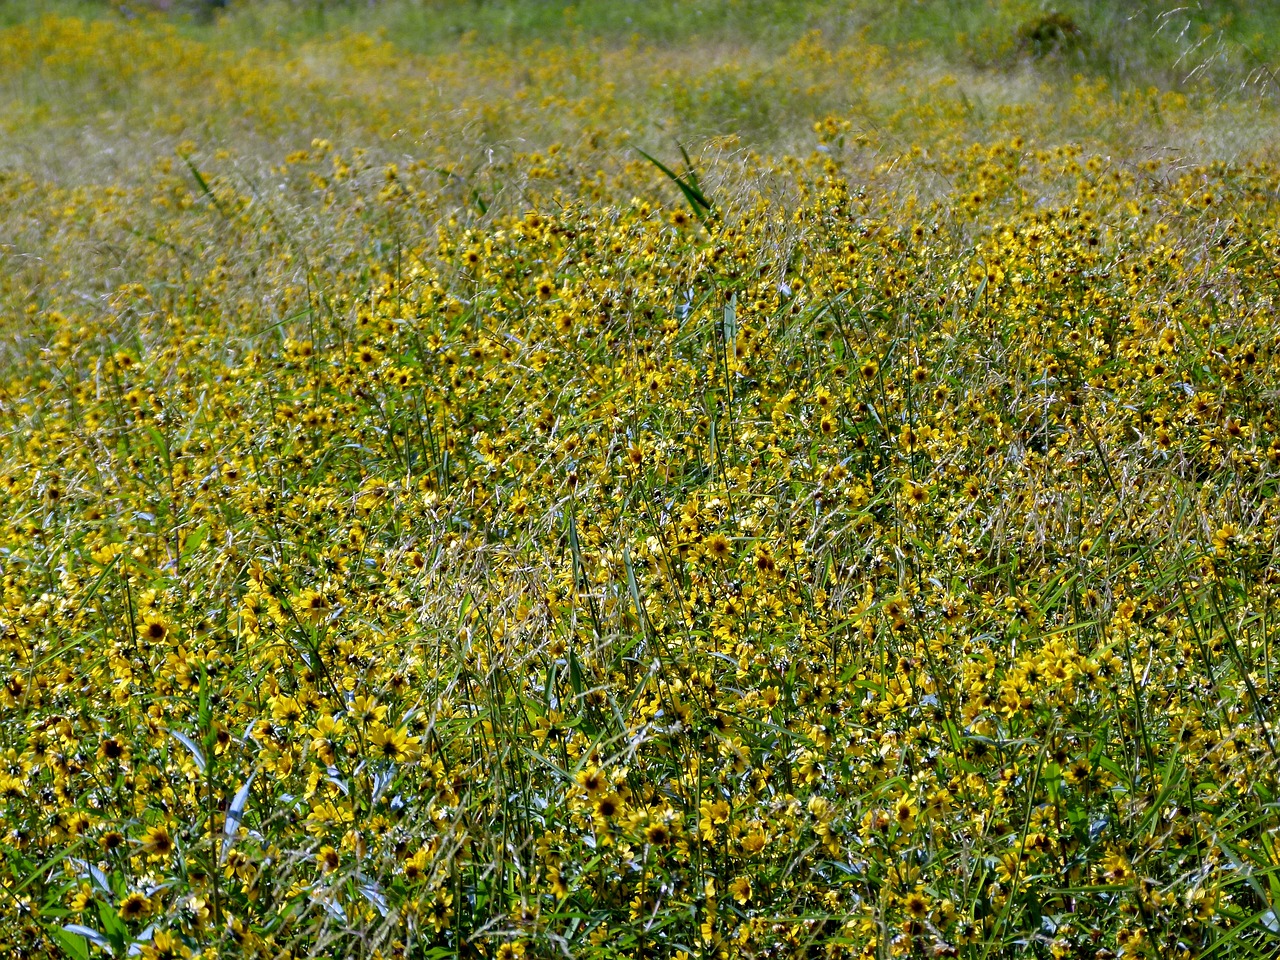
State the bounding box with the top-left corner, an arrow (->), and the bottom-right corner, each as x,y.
634,145 -> 714,222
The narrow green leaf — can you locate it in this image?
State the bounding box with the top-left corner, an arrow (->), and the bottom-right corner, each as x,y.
723,295 -> 737,343
221,770 -> 257,864
145,426 -> 171,474
568,648 -> 585,698
166,728 -> 207,774
634,145 -> 713,222
178,152 -> 230,217
678,142 -> 702,193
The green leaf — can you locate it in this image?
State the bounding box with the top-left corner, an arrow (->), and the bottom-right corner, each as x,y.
623,545 -> 645,632
197,662 -> 212,744
144,426 -> 171,474
568,648 -> 585,698
178,152 -> 230,217
566,510 -> 583,588
181,524 -> 208,560
969,270 -> 988,311
53,926 -> 96,959
166,728 -> 207,774
678,142 -> 702,193
222,770 -> 257,864
544,660 -> 558,706
457,592 -> 473,633
96,900 -> 128,950
634,145 -> 713,222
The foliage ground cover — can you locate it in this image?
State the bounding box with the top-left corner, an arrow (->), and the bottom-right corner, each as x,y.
3,2 -> 1280,958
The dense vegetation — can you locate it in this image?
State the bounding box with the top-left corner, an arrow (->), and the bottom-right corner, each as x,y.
3,2 -> 1280,958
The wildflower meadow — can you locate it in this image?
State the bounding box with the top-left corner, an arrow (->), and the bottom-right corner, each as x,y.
3,2 -> 1280,958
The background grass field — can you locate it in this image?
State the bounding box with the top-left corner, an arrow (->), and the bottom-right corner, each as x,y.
3,2 -> 1280,958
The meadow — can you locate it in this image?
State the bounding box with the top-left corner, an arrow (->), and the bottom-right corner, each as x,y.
2,1 -> 1280,957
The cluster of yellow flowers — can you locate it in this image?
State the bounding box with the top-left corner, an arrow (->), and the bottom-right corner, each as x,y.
2,9 -> 1279,960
